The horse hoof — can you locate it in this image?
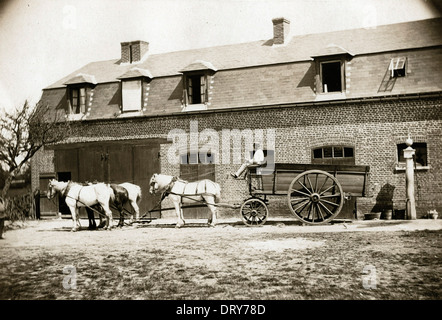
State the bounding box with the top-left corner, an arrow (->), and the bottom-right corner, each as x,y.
71,229 -> 78,232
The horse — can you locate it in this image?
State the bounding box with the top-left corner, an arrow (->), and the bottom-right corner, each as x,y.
86,182 -> 142,229
149,173 -> 221,228
47,179 -> 114,232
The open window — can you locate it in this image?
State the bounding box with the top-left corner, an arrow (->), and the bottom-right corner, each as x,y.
311,45 -> 353,96
184,73 -> 208,105
179,60 -> 216,111
64,73 -> 97,118
321,61 -> 343,93
69,86 -> 86,114
389,57 -> 407,78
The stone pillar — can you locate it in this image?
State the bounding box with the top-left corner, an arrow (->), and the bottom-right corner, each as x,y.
403,137 -> 416,220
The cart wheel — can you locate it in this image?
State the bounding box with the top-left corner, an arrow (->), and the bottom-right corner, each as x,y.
240,198 -> 268,226
287,170 -> 344,225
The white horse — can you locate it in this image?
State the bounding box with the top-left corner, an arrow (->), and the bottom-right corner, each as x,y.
149,173 -> 221,228
47,179 -> 114,232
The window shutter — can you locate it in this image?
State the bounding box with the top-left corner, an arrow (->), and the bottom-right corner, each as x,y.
188,77 -> 193,104
183,88 -> 189,105
200,75 -> 206,103
72,89 -> 78,113
80,88 -> 86,113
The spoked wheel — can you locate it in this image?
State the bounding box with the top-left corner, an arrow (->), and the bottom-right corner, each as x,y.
240,198 -> 269,226
287,170 -> 344,225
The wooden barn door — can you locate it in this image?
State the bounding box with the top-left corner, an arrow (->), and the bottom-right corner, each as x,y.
78,146 -> 106,183
180,155 -> 215,219
133,145 -> 161,219
51,141 -> 162,220
39,173 -> 58,218
54,149 -> 78,217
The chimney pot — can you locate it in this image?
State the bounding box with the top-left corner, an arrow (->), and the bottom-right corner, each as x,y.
120,40 -> 149,64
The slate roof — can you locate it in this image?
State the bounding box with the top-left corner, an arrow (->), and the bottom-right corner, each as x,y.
46,18 -> 442,89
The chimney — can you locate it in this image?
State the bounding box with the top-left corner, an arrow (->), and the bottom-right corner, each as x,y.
120,40 -> 149,64
272,17 -> 290,45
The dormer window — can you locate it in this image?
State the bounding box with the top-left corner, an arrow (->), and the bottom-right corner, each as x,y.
63,73 -> 97,118
117,68 -> 152,113
122,80 -> 142,112
180,60 -> 216,111
311,45 -> 353,96
184,73 -> 208,105
70,87 -> 86,114
321,61 -> 343,93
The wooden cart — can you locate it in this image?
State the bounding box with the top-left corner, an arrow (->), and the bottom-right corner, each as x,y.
240,163 -> 370,226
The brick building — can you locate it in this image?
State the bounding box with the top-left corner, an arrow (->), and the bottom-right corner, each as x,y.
32,17 -> 442,220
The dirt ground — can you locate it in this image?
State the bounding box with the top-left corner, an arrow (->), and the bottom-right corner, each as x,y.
0,217 -> 441,300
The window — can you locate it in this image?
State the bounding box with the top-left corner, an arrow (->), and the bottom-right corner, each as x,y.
320,61 -> 343,93
184,74 -> 208,105
69,87 -> 86,114
389,57 -> 406,78
397,142 -> 427,167
122,80 -> 142,112
312,146 -> 355,164
180,152 -> 216,183
180,152 -> 215,165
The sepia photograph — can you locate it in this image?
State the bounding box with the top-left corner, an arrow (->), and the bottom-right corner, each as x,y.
0,0 -> 441,313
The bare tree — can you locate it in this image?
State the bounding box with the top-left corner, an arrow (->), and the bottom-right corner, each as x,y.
0,101 -> 70,197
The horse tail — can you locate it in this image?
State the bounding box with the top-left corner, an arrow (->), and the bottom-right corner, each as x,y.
213,182 -> 221,203
136,185 -> 142,203
109,184 -> 116,203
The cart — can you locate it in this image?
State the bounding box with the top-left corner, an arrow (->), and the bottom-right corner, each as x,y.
240,163 -> 370,226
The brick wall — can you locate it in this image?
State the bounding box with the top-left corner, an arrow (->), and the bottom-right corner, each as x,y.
36,94 -> 442,219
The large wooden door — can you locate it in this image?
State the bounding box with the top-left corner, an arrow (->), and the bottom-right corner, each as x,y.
107,145 -> 133,183
39,173 -> 58,218
133,145 -> 161,218
52,141 -> 162,220
180,162 -> 215,219
78,146 -> 105,182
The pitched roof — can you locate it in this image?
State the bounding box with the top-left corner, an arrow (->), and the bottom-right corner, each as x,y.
179,60 -> 218,73
63,73 -> 97,85
117,67 -> 153,79
311,44 -> 354,58
46,18 -> 442,89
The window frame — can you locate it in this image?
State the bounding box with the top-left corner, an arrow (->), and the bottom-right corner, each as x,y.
389,57 -> 407,78
311,145 -> 355,164
396,142 -> 429,170
314,55 -> 347,95
68,85 -> 87,115
121,78 -> 143,112
182,71 -> 209,108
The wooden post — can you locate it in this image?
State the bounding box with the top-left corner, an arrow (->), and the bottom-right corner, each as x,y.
403,137 -> 416,220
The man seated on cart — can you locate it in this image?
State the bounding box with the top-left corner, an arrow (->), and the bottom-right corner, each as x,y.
231,143 -> 265,179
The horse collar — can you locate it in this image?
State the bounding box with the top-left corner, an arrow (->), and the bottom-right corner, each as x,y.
62,181 -> 73,197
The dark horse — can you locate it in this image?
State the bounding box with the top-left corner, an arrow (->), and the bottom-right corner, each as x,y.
87,184 -> 130,229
